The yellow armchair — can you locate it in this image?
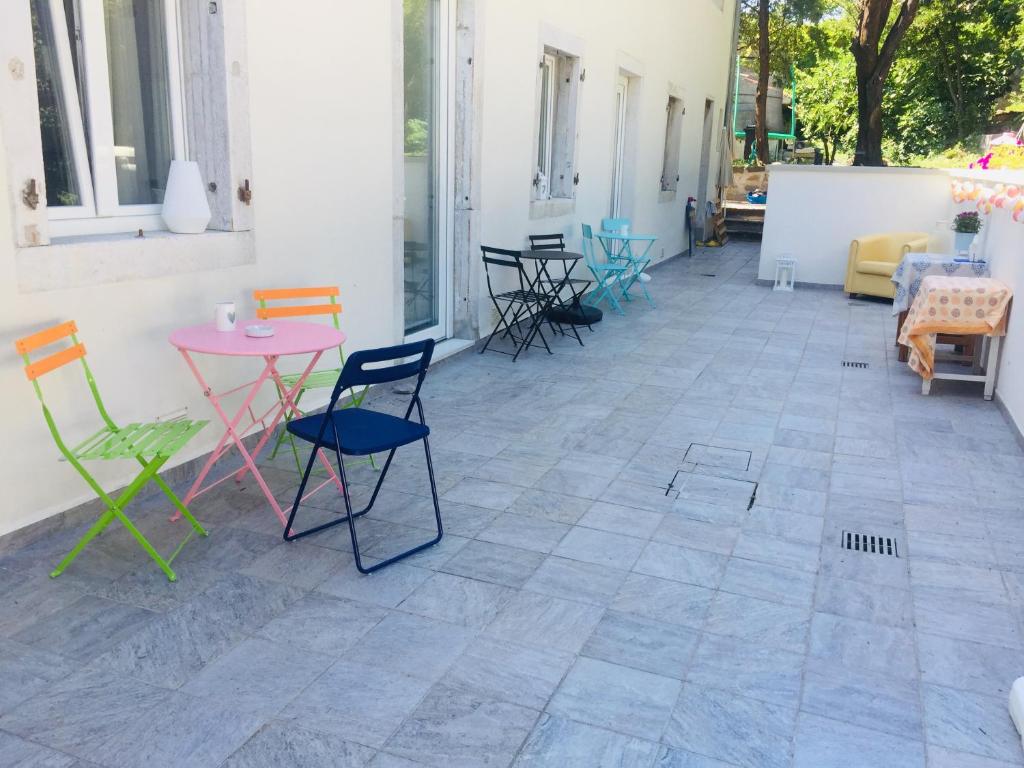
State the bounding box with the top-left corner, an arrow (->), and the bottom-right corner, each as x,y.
845,232 -> 928,299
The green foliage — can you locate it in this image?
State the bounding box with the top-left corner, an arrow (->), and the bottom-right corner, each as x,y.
403,0 -> 432,141
796,55 -> 857,163
892,0 -> 1024,156
738,0 -> 835,85
405,118 -> 429,156
739,0 -> 1024,165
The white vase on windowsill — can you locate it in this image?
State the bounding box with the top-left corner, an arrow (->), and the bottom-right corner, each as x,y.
161,160 -> 211,234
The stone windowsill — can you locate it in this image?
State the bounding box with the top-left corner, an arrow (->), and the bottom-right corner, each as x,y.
529,197 -> 576,220
15,229 -> 256,293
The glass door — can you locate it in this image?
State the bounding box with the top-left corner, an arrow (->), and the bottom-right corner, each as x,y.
609,75 -> 628,218
403,0 -> 452,341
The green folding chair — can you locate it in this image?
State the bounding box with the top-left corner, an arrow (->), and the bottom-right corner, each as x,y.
253,286 -> 376,474
15,321 -> 208,582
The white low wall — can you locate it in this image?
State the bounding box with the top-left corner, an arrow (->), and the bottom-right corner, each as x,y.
758,166 -> 951,286
759,164 -> 1024,436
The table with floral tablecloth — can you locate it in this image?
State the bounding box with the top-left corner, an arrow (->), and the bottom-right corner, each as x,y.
897,276 -> 1012,393
891,253 -> 990,315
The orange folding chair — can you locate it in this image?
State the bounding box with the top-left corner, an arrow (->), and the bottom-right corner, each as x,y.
15,321 -> 208,581
253,287 -> 375,473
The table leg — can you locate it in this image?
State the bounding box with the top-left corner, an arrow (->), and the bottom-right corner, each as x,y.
629,240 -> 656,308
177,350 -> 276,514
896,311 -> 911,362
611,241 -> 646,300
234,353 -> 325,482
600,238 -> 635,302
177,351 -> 322,529
984,335 -> 1001,401
263,360 -> 345,495
539,258 -> 584,346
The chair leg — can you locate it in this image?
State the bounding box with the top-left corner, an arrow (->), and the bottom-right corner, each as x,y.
284,437 -> 442,573
52,457 -> 189,582
481,299 -> 516,354
283,440 -> 397,541
50,508 -> 117,579
347,437 -> 443,575
605,284 -> 625,315
148,470 -> 208,538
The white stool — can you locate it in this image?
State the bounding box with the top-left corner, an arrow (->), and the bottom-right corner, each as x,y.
774,255 -> 796,291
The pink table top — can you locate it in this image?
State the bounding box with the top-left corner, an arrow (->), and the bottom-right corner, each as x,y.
169,319 -> 345,356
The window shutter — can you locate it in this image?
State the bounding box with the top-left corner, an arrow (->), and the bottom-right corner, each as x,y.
179,0 -> 253,232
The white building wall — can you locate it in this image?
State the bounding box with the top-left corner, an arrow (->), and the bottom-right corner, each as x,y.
476,0 -> 736,337
758,166 -> 951,286
0,0 -> 736,537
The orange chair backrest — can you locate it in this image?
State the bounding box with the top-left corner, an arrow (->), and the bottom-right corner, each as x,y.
14,321 -> 86,381
252,286 -> 342,321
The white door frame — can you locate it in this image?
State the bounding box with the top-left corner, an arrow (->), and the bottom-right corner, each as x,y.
609,75 -> 628,218
405,0 -> 454,343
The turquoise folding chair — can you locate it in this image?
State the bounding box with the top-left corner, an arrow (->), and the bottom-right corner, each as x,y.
601,217 -> 631,234
581,224 -> 629,315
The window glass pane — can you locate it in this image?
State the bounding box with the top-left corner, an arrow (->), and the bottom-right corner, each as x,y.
537,62 -> 551,173
403,0 -> 439,335
104,0 -> 174,205
30,0 -> 82,207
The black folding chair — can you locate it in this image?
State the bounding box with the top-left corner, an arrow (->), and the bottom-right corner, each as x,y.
528,233 -> 592,340
480,245 -> 551,361
283,339 -> 442,574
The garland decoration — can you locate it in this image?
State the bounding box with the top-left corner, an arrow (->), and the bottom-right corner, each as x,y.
950,179 -> 1024,223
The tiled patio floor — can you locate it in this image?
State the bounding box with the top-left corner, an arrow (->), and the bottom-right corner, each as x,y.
2,241 -> 1024,767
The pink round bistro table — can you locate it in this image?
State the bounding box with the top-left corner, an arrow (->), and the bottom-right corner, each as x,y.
170,319 -> 346,529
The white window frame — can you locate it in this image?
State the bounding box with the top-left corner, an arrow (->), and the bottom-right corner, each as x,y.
534,52 -> 556,198
610,75 -> 629,217
530,42 -> 581,205
403,0 -> 455,345
41,0 -> 187,237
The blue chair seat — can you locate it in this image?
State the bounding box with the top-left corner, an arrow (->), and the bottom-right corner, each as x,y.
287,408 -> 429,456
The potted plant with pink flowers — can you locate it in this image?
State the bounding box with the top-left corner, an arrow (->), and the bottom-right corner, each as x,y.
951,211 -> 981,256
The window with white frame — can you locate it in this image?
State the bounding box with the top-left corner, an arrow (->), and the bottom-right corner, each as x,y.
30,0 -> 185,235
532,47 -> 580,201
661,95 -> 684,192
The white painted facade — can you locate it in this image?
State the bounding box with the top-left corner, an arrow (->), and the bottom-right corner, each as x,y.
760,165 -> 1024,435
0,0 -> 738,536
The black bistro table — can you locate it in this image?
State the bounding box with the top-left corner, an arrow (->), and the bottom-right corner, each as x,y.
519,249 -> 598,350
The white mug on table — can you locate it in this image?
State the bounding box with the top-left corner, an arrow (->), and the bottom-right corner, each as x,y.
215,302 -> 237,332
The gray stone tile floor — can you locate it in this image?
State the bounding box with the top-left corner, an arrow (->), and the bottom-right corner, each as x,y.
2,240 -> 1023,766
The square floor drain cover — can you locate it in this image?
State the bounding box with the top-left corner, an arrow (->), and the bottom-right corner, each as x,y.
841,530 -> 899,557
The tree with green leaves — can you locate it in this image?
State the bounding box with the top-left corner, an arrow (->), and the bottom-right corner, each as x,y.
850,0 -> 921,165
798,57 -> 858,163
739,0 -> 831,164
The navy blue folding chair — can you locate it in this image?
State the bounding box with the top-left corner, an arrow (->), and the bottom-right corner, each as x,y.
283,339 -> 442,573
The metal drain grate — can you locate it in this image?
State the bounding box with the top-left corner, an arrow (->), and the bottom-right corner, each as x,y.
700,273 -> 717,277
841,530 -> 899,557
842,360 -> 869,369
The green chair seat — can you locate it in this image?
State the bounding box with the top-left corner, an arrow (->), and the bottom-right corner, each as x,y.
277,368 -> 343,392
72,419 -> 208,461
